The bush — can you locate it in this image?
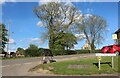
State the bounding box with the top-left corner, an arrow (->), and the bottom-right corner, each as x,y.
51,49 -> 77,56
51,49 -> 101,56
76,50 -> 101,54
51,49 -> 66,56
66,50 -> 77,55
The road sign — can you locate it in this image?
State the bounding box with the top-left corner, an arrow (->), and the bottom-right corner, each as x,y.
97,56 -> 101,61
95,53 -> 116,70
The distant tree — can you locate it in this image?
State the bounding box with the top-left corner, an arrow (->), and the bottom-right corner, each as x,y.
28,44 -> 38,50
76,14 -> 107,50
34,2 -> 81,50
0,23 -> 8,52
16,47 -> 25,55
38,48 -> 44,56
25,44 -> 39,57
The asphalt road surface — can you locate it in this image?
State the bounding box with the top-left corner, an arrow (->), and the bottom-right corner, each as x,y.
1,54 -> 97,76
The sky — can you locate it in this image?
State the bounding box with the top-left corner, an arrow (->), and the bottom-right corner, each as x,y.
0,1 -> 119,52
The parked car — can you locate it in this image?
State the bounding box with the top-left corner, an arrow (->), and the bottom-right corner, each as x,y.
2,51 -> 9,58
101,44 -> 120,55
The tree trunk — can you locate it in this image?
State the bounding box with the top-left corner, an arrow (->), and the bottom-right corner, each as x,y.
49,32 -> 55,50
90,41 -> 95,50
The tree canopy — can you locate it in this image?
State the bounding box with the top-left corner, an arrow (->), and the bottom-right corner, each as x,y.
25,44 -> 40,57
16,47 -> 25,55
76,14 -> 107,50
34,2 -> 108,51
54,32 -> 77,50
34,2 -> 81,50
0,23 -> 8,52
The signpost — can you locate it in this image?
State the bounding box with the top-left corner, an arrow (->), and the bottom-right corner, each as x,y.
97,56 -> 101,70
95,53 -> 116,70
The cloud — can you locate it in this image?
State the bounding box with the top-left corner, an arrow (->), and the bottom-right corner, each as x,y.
85,14 -> 92,17
0,0 -> 5,4
65,2 -> 74,6
37,21 -> 44,27
39,0 -> 111,5
0,38 -> 15,44
39,0 -> 61,5
31,38 -> 40,41
30,38 -> 44,44
19,38 -> 44,44
19,38 -> 30,42
19,39 -> 23,42
39,0 -> 75,6
40,0 -> 61,3
75,33 -> 86,39
8,38 -> 15,44
9,0 -> 16,2
0,0 -> 16,4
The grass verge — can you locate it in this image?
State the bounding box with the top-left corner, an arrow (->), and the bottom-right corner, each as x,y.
29,56 -> 119,75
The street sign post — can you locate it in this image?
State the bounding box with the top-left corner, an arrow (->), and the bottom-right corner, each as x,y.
95,53 -> 116,70
97,56 -> 101,70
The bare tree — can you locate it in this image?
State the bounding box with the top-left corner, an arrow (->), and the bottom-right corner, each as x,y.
34,2 -> 81,50
76,14 -> 108,50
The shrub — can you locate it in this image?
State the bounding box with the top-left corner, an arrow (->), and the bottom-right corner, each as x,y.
75,50 -> 101,54
51,49 -> 77,56
90,50 -> 101,53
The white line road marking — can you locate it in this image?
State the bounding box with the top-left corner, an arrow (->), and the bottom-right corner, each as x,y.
2,65 -> 10,68
24,62 -> 32,65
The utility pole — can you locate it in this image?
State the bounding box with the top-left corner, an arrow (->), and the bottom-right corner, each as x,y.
7,21 -> 10,54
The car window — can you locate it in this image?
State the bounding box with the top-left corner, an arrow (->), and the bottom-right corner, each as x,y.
108,46 -> 112,48
118,45 -> 120,47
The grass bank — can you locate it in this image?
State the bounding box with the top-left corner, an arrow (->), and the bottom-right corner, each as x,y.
29,56 -> 119,75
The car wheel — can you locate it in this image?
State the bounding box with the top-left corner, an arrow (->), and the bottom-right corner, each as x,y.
115,51 -> 119,56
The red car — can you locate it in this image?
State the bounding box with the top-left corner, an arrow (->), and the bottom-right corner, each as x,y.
101,44 -> 120,55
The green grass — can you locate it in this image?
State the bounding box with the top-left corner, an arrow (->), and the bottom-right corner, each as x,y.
30,56 -> 119,75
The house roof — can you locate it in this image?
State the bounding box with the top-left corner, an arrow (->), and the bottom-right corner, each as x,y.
115,28 -> 120,34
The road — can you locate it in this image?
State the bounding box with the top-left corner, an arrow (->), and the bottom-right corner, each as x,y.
2,54 -> 95,76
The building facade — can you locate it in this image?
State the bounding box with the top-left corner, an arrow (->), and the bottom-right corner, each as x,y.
81,40 -> 91,50
115,28 -> 120,44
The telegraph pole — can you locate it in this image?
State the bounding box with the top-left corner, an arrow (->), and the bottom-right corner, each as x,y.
7,21 -> 10,54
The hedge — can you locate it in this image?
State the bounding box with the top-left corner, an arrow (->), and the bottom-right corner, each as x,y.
24,48 -> 101,57
75,50 -> 101,54
51,49 -> 101,56
51,50 -> 77,56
